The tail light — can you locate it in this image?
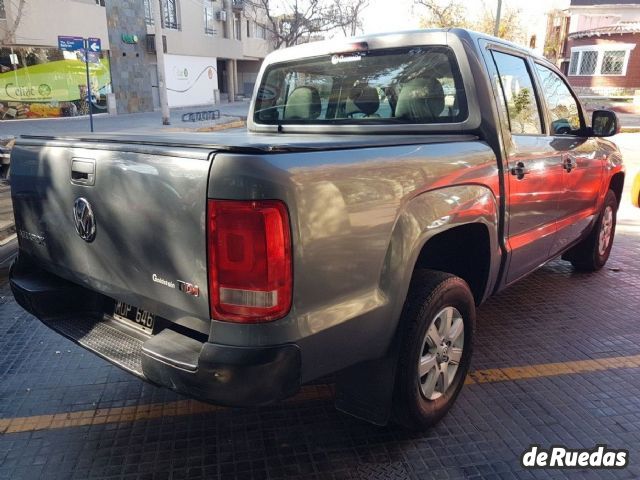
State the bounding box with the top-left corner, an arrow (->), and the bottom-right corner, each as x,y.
207,199 -> 292,323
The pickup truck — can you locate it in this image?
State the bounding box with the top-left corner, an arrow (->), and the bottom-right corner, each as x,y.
9,29 -> 624,428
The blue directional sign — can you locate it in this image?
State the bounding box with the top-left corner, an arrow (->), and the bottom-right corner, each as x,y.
87,37 -> 101,53
58,35 -> 84,52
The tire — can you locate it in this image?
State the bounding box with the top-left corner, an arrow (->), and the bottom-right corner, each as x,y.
392,269 -> 475,430
565,189 -> 618,272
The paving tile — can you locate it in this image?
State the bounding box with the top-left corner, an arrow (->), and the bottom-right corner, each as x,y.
1,232 -> 640,479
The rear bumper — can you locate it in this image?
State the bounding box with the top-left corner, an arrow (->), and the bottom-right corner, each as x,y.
10,257 -> 301,407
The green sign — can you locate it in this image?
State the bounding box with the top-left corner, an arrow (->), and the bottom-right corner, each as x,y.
121,34 -> 139,44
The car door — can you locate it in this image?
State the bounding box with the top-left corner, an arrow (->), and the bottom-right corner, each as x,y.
532,62 -> 604,254
490,50 -> 566,284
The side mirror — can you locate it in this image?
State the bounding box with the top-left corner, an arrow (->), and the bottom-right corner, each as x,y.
591,110 -> 619,137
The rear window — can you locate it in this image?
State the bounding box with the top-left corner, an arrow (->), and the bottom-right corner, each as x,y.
253,46 -> 468,126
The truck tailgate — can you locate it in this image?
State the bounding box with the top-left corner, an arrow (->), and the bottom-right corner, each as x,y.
10,141 -> 213,333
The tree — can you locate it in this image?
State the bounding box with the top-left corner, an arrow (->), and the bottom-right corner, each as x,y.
474,2 -> 524,44
414,0 -> 523,43
335,0 -> 369,37
0,0 -> 27,47
414,0 -> 469,29
246,0 -> 368,49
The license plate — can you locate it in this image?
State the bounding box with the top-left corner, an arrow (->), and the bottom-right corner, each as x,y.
112,301 -> 155,334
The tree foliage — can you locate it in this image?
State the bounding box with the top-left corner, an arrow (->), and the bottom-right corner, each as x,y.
335,0 -> 369,37
415,0 -> 469,29
246,0 -> 369,48
414,0 -> 524,43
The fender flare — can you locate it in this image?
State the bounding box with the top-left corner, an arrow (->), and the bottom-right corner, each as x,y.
335,184 -> 501,425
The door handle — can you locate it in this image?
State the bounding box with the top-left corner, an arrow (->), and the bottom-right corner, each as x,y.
71,158 -> 96,186
510,161 -> 530,180
563,156 -> 575,173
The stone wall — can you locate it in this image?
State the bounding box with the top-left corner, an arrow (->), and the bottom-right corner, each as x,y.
105,0 -> 155,114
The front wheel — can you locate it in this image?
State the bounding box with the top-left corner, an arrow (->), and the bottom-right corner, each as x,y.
564,189 -> 618,272
393,270 -> 475,430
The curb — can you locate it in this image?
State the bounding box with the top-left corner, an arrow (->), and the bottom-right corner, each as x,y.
196,120 -> 246,132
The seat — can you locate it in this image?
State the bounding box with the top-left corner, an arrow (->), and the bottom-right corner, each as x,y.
348,85 -> 380,117
283,86 -> 322,120
395,78 -> 445,122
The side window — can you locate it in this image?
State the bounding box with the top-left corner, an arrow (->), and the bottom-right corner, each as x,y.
534,64 -> 582,135
491,51 -> 543,135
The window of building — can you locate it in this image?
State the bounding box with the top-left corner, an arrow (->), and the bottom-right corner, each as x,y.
491,50 -> 543,135
234,13 -> 241,40
601,50 -> 625,75
162,0 -> 179,30
569,51 -> 579,75
95,0 -> 105,6
0,0 -> 6,19
579,51 -> 597,75
204,0 -> 215,35
256,23 -> 266,39
568,46 -> 632,76
143,0 -> 154,26
246,20 -> 251,38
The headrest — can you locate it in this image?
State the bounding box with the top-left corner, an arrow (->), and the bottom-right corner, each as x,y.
395,78 -> 445,122
349,85 -> 380,116
283,86 -> 322,120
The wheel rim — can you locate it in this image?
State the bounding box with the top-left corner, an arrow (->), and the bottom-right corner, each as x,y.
598,206 -> 614,257
418,306 -> 464,401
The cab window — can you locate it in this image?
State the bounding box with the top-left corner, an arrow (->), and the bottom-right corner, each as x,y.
534,63 -> 582,135
491,51 -> 543,135
254,46 -> 468,125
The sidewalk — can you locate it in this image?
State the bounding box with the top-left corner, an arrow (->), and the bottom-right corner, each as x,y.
0,101 -> 251,137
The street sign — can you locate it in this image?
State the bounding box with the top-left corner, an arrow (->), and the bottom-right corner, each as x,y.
58,36 -> 84,52
56,35 -> 102,133
87,38 -> 101,53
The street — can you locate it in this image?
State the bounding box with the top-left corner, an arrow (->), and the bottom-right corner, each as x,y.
0,102 -> 250,137
0,210 -> 639,479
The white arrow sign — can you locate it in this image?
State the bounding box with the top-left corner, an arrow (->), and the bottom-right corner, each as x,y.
90,42 -> 100,52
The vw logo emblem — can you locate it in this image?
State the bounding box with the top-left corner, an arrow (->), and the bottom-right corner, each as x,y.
73,197 -> 96,242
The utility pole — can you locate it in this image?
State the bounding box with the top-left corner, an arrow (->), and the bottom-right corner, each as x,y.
494,0 -> 503,37
151,0 -> 171,125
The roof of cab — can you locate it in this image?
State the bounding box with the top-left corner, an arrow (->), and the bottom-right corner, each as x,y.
261,27 -> 540,66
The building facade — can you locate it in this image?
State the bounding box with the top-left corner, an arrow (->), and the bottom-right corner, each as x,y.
139,0 -> 271,109
0,0 -> 272,119
546,0 -> 640,96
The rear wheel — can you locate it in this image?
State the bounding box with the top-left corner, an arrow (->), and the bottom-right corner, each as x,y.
393,270 -> 475,430
565,189 -> 618,272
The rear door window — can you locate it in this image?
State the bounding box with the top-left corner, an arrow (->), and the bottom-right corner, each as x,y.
491,51 -> 543,135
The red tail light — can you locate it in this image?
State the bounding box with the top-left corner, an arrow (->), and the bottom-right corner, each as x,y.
207,199 -> 292,323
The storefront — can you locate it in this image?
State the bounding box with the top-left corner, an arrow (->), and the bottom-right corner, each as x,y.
0,47 -> 112,120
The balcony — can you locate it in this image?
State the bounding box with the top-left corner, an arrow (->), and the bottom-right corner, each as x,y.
232,0 -> 244,12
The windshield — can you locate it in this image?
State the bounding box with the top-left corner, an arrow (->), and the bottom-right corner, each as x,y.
253,46 -> 468,126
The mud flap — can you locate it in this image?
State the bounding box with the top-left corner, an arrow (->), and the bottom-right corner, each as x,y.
334,354 -> 398,426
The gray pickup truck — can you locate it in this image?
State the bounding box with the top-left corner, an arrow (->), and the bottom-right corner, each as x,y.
9,29 -> 624,428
